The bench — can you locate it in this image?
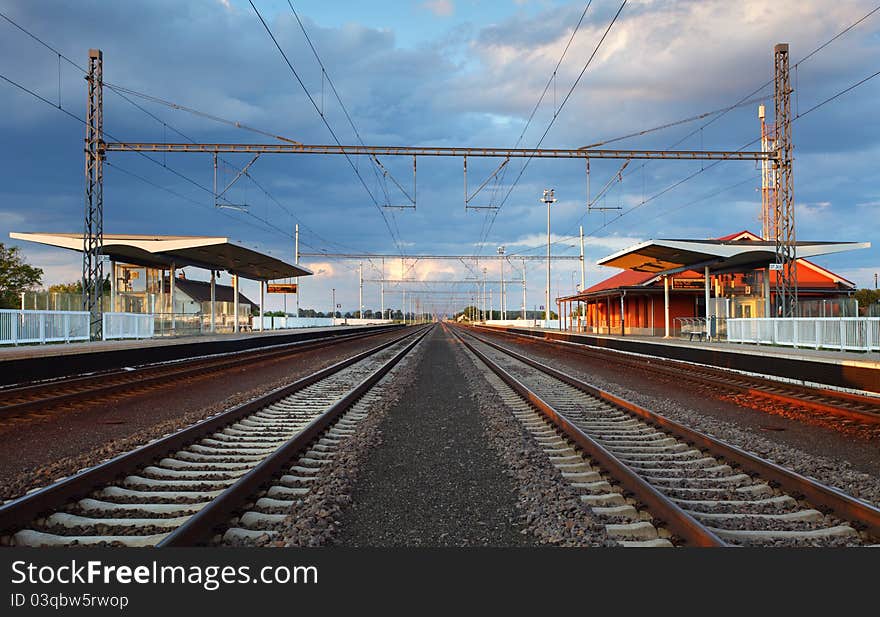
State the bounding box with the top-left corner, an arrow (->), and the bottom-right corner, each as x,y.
688,329 -> 707,341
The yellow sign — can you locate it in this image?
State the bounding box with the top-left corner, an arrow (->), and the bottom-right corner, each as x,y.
267,283 -> 298,293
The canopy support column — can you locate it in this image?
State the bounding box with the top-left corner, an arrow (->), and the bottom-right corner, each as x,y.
259,281 -> 264,332
233,274 -> 239,333
169,264 -> 176,334
664,275 -> 670,338
210,271 -> 216,333
704,265 -> 712,340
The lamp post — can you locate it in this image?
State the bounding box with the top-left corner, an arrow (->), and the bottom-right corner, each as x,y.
541,188 -> 557,327
497,245 -> 505,321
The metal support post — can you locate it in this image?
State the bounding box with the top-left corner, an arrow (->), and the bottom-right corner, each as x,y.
169,264 -> 176,333
704,266 -> 712,339
358,262 -> 363,319
663,274 -> 670,338
83,49 -> 104,340
773,42 -> 797,316
259,281 -> 264,332
210,270 -> 216,333
232,274 -> 239,333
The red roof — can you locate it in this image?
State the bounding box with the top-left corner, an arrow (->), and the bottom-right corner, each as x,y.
716,230 -> 761,241
585,270 -> 656,293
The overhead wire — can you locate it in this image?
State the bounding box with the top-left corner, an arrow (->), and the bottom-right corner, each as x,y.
249,0 -> 406,256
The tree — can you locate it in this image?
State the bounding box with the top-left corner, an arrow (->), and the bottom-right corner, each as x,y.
0,243 -> 43,308
854,288 -> 880,315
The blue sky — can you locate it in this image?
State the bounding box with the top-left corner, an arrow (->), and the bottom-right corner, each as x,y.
1,0 -> 878,314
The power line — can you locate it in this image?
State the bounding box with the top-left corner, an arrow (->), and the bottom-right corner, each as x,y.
583,3 -> 880,230
249,0 -> 405,256
478,1 -> 628,253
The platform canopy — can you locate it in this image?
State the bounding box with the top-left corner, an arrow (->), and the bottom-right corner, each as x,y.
596,238 -> 870,275
10,232 -> 312,281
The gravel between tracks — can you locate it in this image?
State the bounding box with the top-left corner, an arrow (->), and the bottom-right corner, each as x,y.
330,326 -> 536,547
452,337 -> 614,547
0,329 -> 408,503
481,332 -> 880,508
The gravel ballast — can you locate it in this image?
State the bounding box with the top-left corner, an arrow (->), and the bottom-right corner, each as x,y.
327,326 -> 536,546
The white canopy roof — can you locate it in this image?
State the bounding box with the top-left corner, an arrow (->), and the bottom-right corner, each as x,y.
597,238 -> 870,274
10,232 -> 312,281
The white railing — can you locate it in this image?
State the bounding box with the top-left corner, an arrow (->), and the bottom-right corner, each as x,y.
726,317 -> 880,352
0,309 -> 90,345
102,312 -> 155,340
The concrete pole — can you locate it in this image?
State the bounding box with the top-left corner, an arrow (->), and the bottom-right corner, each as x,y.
403,289 -> 406,325
620,293 -> 625,336
233,274 -> 240,333
522,259 -> 527,321
331,288 -> 335,325
500,258 -> 504,320
663,274 -> 670,338
358,262 -> 363,319
170,264 -> 176,334
259,281 -> 264,332
580,225 -> 586,292
210,270 -> 216,333
295,223 -> 300,318
381,258 -> 385,319
763,268 -> 771,318
546,199 -> 551,327
490,288 -> 493,321
704,265 -> 712,339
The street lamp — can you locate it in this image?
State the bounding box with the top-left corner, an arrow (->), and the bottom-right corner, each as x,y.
541,188 -> 557,327
497,245 -> 505,321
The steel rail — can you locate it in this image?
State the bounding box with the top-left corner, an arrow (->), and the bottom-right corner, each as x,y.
161,325 -> 431,546
0,326 -> 423,533
471,324 -> 880,425
463,325 -> 880,538
102,142 -> 773,161
0,325 -> 402,417
448,325 -> 726,547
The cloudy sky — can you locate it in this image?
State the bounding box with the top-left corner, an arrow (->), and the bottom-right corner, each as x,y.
1,0 -> 878,314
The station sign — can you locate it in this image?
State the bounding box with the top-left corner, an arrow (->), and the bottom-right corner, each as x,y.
267,283 -> 298,293
768,263 -> 784,271
672,277 -> 705,289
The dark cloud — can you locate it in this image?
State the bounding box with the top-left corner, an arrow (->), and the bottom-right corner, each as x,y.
1,0 -> 878,310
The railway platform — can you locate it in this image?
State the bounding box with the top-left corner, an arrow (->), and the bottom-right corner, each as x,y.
0,324 -> 401,386
474,325 -> 880,394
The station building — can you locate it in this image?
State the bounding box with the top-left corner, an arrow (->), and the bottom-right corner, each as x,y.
558,230 -> 868,336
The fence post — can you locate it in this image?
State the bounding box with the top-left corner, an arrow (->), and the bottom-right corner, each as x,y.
12,312 -> 18,346
39,313 -> 45,344
64,313 -> 70,343
792,319 -> 798,348
839,319 -> 845,352
772,319 -> 778,345
864,319 -> 871,352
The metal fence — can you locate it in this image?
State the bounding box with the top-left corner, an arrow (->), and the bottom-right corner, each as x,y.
102,312 -> 155,340
0,309 -> 91,345
726,317 -> 880,352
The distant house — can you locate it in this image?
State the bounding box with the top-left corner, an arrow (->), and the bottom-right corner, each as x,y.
165,274 -> 256,315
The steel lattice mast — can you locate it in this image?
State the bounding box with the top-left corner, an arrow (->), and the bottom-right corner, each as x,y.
84,48 -> 104,339
773,43 -> 797,317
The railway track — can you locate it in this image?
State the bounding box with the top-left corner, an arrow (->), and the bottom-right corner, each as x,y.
451,325 -> 880,547
472,325 -> 880,427
0,325 -> 428,547
0,325 -> 401,418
